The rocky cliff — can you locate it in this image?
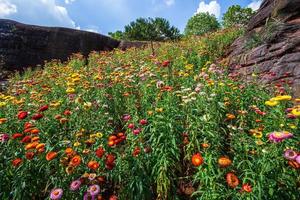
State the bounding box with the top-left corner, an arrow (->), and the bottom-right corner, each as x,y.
227,0 -> 300,96
0,19 -> 144,82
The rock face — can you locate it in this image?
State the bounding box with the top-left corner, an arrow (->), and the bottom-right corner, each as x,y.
227,0 -> 300,96
0,19 -> 145,82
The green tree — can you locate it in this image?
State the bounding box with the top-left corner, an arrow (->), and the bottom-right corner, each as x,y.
108,30 -> 124,40
124,17 -> 181,54
185,12 -> 220,36
222,5 -> 254,28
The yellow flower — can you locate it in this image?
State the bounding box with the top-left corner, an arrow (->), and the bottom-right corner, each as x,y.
95,132 -> 103,138
83,102 -> 92,110
271,95 -> 292,101
255,140 -> 264,146
66,88 -> 76,94
265,100 -> 279,106
0,102 -> 7,107
147,110 -> 153,115
289,124 -> 297,129
50,101 -> 61,108
184,64 -> 194,70
155,108 -> 163,113
74,142 -> 81,147
291,108 -> 300,116
253,131 -> 263,138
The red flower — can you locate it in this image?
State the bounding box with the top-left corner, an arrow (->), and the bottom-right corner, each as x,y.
25,152 -> 35,160
128,123 -> 135,129
95,147 -> 105,158
139,119 -> 148,125
21,135 -> 31,143
12,133 -> 23,139
17,111 -> 28,120
32,113 -> 43,120
241,183 -> 252,193
63,109 -> 72,116
191,153 -> 204,167
38,105 -> 49,112
162,60 -> 170,67
106,154 -> 116,165
226,172 -> 239,188
12,158 -> 22,167
132,147 -> 141,157
24,122 -> 34,129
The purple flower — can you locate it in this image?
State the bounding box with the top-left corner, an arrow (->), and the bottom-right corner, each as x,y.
88,184 -> 100,196
268,131 -> 293,143
70,180 -> 81,191
0,133 -> 9,143
122,114 -> 131,121
296,155 -> 300,164
50,188 -> 63,200
283,149 -> 297,160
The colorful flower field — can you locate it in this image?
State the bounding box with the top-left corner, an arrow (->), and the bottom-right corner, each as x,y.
0,29 -> 299,199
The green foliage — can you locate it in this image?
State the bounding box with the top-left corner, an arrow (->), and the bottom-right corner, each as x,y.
124,17 -> 181,41
0,28 -> 299,200
108,30 -> 124,40
185,12 -> 220,36
222,5 -> 254,28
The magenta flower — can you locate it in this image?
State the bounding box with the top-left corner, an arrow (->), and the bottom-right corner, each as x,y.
70,180 -> 81,191
283,149 -> 297,160
50,188 -> 63,200
133,128 -> 141,135
122,114 -> 131,121
268,131 -> 293,143
88,184 -> 100,196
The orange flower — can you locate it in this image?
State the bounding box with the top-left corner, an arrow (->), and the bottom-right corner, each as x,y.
226,172 -> 239,188
87,160 -> 99,170
218,156 -> 232,168
0,118 -> 7,124
30,128 -> 40,134
25,142 -> 39,150
191,153 -> 204,167
65,147 -> 74,155
70,155 -> 81,167
36,143 -> 45,150
12,158 -> 22,167
46,151 -> 58,161
226,114 -> 236,120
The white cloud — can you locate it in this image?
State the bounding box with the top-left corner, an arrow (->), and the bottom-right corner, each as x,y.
64,0 -> 75,4
164,0 -> 175,6
0,0 -> 17,17
195,1 -> 221,18
4,0 -> 77,28
247,0 -> 262,11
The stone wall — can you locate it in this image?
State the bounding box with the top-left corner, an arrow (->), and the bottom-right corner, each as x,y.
227,0 -> 300,97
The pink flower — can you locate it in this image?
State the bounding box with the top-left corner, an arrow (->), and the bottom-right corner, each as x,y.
88,184 -> 100,196
268,131 -> 293,143
0,133 -> 9,143
296,155 -> 300,164
70,180 -> 81,191
50,188 -> 63,200
283,149 -> 297,160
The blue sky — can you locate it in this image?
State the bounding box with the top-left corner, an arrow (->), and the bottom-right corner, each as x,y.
0,0 -> 262,34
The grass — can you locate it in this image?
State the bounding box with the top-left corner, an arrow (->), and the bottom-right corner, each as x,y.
0,28 -> 299,200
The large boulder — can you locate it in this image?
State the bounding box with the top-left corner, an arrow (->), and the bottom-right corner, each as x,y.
227,0 -> 300,96
0,20 -> 146,81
